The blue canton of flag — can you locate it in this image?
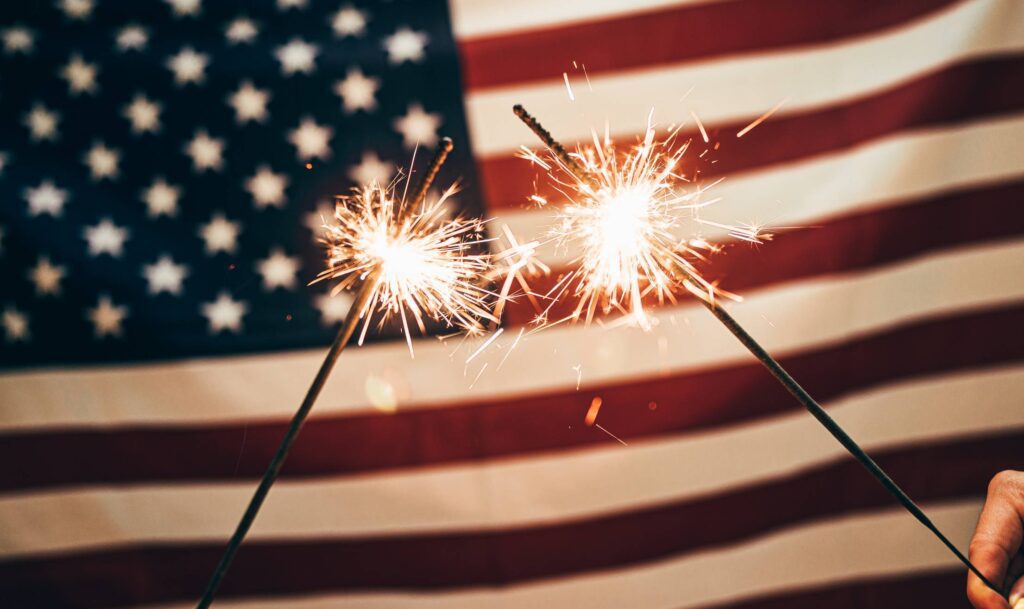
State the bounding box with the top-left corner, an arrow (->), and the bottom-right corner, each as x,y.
0,0 -> 482,368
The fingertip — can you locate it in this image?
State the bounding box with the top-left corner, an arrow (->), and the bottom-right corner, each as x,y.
1010,578 -> 1024,609
968,574 -> 1011,609
1007,571 -> 1024,602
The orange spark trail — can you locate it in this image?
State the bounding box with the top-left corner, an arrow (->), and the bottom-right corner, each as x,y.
690,110 -> 709,143
737,97 -> 790,138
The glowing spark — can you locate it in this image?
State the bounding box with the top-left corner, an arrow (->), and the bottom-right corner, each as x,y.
487,224 -> 549,323
531,115 -> 731,327
466,327 -> 503,363
317,180 -> 497,354
514,104 -> 774,330
563,72 -> 575,101
585,398 -> 628,446
595,424 -> 628,446
518,145 -> 551,171
496,327 -> 525,371
468,362 -> 488,389
690,110 -> 709,143
584,396 -> 603,426
696,219 -> 771,244
737,97 -> 790,138
573,363 -> 583,390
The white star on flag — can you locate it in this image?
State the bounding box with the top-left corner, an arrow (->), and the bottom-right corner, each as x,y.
315,292 -> 355,325
116,25 -> 148,51
335,68 -> 379,113
185,130 -> 225,172
23,103 -> 60,142
332,5 -> 368,37
142,178 -> 181,218
143,255 -> 189,296
123,95 -> 162,134
59,0 -> 93,20
87,295 -> 128,338
257,249 -> 301,290
167,47 -> 208,85
2,27 -> 34,55
25,180 -> 68,217
83,142 -> 121,181
166,0 -> 202,18
349,152 -> 394,185
202,292 -> 248,334
29,257 -> 66,296
225,17 -> 259,44
304,200 -> 335,233
84,219 -> 129,257
288,117 -> 332,160
384,27 -> 428,64
199,213 -> 241,254
228,81 -> 270,123
276,39 -> 318,76
246,166 -> 289,208
393,103 -> 442,149
61,54 -> 99,96
2,307 -> 29,343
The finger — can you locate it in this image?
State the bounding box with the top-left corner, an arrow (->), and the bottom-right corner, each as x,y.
1010,575 -> 1024,609
969,549 -> 1012,609
968,472 -> 1024,608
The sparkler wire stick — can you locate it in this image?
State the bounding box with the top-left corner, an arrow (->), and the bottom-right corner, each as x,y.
513,104 -> 598,191
195,142 -> 455,609
195,279 -> 376,609
512,104 -> 1003,596
698,298 -> 1000,594
408,137 -> 453,209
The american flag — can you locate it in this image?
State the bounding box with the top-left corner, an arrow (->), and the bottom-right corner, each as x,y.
1,0 -> 1022,607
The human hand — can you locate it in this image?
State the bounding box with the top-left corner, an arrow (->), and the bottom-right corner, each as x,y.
968,470 -> 1024,609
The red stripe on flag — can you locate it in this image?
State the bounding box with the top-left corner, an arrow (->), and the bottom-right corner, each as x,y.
2,304 -> 1021,492
476,55 -> 1024,210
500,180 -> 1024,325
459,0 -> 959,90
695,568 -> 966,609
1,431 -> 1016,607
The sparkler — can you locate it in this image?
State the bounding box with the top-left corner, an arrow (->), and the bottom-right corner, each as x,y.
317,167 -> 497,356
512,104 -> 1003,595
513,104 -> 749,330
196,138 -> 496,609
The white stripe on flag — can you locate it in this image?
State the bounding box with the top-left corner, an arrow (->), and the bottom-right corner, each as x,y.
465,0 -> 1024,156
449,0 -> 729,40
0,366 -> 1018,558
1,237 -> 1022,431
142,500 -> 982,609
494,114 -> 1024,265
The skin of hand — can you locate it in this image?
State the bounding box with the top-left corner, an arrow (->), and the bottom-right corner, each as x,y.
968,470 -> 1024,609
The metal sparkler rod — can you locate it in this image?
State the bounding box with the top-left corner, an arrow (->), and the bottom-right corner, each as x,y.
696,297 -> 1001,594
511,104 -> 1004,596
194,279 -> 376,609
408,137 -> 453,210
513,104 -> 600,191
195,141 -> 455,609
